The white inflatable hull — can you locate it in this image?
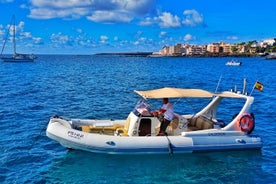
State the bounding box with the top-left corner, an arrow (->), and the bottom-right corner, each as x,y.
46,118 -> 262,154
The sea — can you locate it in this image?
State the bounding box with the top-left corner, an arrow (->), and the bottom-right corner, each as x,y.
0,55 -> 275,184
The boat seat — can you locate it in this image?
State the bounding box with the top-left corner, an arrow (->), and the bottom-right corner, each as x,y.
115,116 -> 131,136
187,115 -> 214,131
81,124 -> 124,133
169,115 -> 179,130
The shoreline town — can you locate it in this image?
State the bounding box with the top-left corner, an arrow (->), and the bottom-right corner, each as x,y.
97,38 -> 276,58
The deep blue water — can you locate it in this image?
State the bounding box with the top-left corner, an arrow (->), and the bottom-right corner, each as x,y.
0,55 -> 275,183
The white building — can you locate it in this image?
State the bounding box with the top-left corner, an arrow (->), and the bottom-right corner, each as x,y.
260,38 -> 276,47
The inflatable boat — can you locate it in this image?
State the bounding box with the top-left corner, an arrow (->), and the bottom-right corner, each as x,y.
46,87 -> 262,154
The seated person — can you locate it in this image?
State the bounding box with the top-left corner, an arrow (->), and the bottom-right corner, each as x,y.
151,98 -> 174,136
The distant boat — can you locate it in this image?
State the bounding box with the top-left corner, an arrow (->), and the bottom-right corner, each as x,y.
265,53 -> 276,60
0,15 -> 36,62
225,60 -> 242,66
258,52 -> 269,57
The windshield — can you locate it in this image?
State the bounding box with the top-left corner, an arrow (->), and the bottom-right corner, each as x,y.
133,100 -> 152,116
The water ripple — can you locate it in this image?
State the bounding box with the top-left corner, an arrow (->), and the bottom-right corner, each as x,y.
0,55 -> 275,183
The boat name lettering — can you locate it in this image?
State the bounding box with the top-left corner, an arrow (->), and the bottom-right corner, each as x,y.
208,133 -> 225,136
68,131 -> 84,139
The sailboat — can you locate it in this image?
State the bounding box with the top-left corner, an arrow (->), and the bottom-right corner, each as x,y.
0,15 -> 36,62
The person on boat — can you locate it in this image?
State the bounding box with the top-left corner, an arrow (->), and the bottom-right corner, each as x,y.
152,98 -> 174,136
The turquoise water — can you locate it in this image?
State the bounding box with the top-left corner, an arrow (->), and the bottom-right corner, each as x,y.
0,55 -> 275,183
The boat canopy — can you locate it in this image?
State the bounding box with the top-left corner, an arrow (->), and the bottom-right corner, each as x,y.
134,87 -> 248,99
134,87 -> 213,99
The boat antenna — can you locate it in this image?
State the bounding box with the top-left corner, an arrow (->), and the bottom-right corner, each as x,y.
242,78 -> 247,95
215,74 -> 222,93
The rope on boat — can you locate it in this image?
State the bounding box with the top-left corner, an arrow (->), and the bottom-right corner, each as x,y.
27,122 -> 48,153
165,135 -> 173,155
28,114 -> 60,153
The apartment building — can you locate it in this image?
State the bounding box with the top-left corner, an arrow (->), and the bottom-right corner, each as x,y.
207,42 -> 233,53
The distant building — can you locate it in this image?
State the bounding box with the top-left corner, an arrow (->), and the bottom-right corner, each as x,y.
207,42 -> 233,53
181,44 -> 191,55
189,45 -> 207,55
173,44 -> 183,55
156,38 -> 274,57
159,46 -> 170,55
260,38 -> 276,47
207,43 -> 220,53
221,42 -> 232,53
237,44 -> 246,53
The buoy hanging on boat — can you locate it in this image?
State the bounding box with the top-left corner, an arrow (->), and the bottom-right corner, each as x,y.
238,113 -> 255,134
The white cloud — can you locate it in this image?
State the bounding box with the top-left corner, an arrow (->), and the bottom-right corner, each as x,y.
33,37 -> 43,44
75,33 -> 96,47
133,41 -> 139,45
87,11 -> 132,23
139,17 -> 154,26
139,12 -> 181,28
30,0 -> 92,8
100,35 -> 108,43
139,37 -> 146,42
0,21 -> 43,46
227,36 -> 238,40
159,31 -> 167,38
28,0 -> 156,23
183,34 -> 195,41
158,12 -> 181,28
29,7 -> 89,19
0,25 -> 5,39
20,32 -> 32,39
182,9 -> 204,27
50,32 -> 73,46
123,0 -> 156,15
6,21 -> 25,36
27,1 -> 206,29
139,9 -> 205,28
49,31 -> 95,47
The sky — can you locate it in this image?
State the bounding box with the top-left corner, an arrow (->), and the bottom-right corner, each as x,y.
0,0 -> 275,54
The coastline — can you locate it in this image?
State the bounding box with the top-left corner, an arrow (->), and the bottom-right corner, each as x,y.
95,52 -> 260,57
95,52 -> 153,57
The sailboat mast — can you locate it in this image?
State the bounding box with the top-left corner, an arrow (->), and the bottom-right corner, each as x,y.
12,15 -> 16,55
0,15 -> 14,56
1,15 -> 36,62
